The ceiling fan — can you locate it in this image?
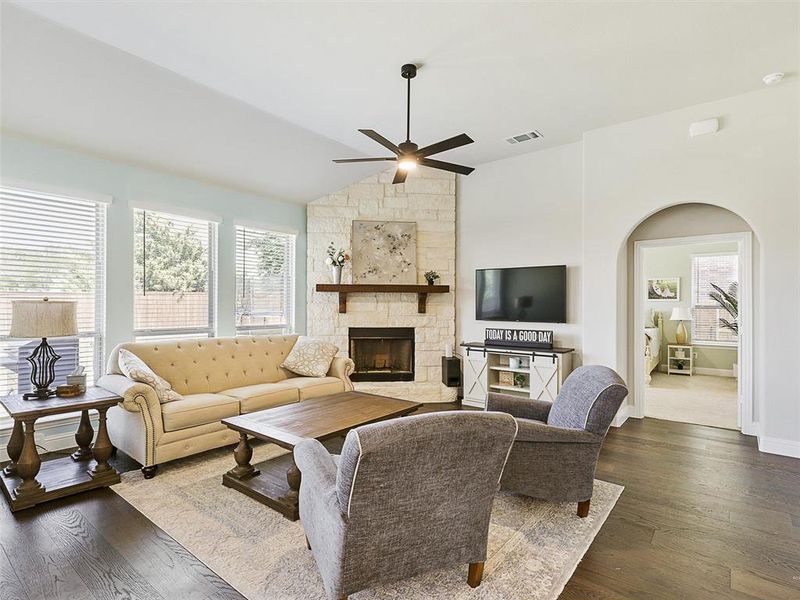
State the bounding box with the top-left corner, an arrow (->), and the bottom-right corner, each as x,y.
333,63 -> 475,184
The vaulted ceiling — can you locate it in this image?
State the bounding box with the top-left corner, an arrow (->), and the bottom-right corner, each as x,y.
2,1 -> 797,203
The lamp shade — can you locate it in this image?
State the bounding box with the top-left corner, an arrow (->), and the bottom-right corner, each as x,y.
669,307 -> 693,322
9,299 -> 78,338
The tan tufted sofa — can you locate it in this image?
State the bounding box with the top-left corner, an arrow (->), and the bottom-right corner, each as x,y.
97,335 -> 354,478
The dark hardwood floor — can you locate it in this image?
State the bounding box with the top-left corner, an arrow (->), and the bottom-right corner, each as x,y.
2,411 -> 798,599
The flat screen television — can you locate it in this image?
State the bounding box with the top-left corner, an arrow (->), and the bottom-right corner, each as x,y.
475,265 -> 567,323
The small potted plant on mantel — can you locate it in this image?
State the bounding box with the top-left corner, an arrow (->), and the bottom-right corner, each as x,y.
424,270 -> 440,286
325,243 -> 350,284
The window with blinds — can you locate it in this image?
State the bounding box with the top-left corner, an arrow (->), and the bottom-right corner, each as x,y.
235,225 -> 295,334
0,186 -> 106,398
691,253 -> 738,345
133,208 -> 216,340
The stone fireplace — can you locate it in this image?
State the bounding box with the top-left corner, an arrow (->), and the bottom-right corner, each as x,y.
306,166 -> 457,403
349,327 -> 414,382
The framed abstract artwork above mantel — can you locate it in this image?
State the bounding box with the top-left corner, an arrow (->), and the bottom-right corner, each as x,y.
351,220 -> 417,284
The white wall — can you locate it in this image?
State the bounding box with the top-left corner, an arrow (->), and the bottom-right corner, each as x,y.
0,133 -> 308,354
582,83 -> 799,453
457,142 -> 583,358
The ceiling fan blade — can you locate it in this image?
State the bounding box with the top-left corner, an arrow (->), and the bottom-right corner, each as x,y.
415,133 -> 474,158
333,157 -> 396,163
392,169 -> 408,184
358,129 -> 401,154
419,157 -> 474,176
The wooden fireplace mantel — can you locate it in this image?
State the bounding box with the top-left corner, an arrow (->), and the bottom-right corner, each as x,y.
314,284 -> 450,314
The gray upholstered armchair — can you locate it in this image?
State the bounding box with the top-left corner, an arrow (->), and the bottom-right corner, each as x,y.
487,365 -> 628,518
294,411 -> 518,600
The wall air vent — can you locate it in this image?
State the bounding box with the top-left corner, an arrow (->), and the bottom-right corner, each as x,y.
505,130 -> 543,144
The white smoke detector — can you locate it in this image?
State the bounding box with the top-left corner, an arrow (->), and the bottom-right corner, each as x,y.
762,72 -> 784,86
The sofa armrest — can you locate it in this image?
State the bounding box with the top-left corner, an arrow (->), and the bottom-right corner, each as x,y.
515,419 -> 601,444
328,356 -> 355,391
97,374 -> 164,433
487,392 -> 552,421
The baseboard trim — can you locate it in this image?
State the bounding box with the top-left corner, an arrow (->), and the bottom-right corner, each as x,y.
0,413 -> 98,462
611,403 -> 635,428
658,364 -> 736,377
758,435 -> 800,459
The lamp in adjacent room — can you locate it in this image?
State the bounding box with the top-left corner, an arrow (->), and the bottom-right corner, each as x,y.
669,307 -> 693,345
9,298 -> 78,400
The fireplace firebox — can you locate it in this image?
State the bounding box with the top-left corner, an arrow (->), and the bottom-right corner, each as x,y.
348,327 -> 414,382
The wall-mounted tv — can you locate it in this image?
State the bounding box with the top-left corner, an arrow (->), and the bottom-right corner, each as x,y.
476,265 -> 567,323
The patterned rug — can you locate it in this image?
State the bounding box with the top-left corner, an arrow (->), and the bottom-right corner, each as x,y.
113,442 -> 622,600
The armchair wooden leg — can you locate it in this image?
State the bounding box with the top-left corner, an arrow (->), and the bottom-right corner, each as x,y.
467,562 -> 484,588
305,535 -> 311,550
577,499 -> 591,518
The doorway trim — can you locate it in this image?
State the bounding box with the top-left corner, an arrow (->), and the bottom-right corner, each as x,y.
632,231 -> 754,435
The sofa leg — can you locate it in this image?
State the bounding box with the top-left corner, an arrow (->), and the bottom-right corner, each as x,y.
141,465 -> 158,479
305,536 -> 311,550
577,499 -> 591,518
467,562 -> 484,588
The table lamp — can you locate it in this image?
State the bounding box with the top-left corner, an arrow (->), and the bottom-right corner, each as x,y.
10,298 -> 78,400
669,307 -> 693,345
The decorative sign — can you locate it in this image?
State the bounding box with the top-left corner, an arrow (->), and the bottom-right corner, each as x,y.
485,328 -> 553,349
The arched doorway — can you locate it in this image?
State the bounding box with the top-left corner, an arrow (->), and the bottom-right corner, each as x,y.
626,203 -> 755,433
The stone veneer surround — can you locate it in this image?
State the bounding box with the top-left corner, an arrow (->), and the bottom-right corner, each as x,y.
307,166 -> 457,402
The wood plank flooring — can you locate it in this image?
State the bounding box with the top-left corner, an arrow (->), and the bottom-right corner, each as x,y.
1,412 -> 798,599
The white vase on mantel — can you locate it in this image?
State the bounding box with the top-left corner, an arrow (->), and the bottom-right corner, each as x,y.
332,265 -> 342,285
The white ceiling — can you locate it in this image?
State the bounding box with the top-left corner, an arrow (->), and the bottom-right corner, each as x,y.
3,1 -> 798,203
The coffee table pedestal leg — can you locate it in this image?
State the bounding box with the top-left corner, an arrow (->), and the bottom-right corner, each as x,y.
71,409 -> 94,461
227,433 -> 260,480
3,420 -> 24,477
285,454 -> 301,508
13,419 -> 45,501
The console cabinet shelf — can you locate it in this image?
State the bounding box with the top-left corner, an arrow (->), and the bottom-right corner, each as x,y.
315,284 -> 450,314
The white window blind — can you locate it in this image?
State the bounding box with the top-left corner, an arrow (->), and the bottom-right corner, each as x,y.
0,186 -> 106,398
134,208 -> 216,340
235,225 -> 295,334
691,253 -> 738,344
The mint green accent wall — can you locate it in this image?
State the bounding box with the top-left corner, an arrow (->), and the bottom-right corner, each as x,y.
643,241 -> 738,371
0,134 -> 307,358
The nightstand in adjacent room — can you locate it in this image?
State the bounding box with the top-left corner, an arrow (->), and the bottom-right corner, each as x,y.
0,387 -> 122,512
667,344 -> 693,376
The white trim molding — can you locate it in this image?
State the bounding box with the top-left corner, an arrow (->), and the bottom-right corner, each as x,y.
633,232 -> 754,436
758,436 -> 800,459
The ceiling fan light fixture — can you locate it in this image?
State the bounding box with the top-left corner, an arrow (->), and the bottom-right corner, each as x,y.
398,157 -> 418,171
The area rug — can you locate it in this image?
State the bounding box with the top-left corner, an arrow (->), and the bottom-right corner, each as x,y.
113,442 -> 622,600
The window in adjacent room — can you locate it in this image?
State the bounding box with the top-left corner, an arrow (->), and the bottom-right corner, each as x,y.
235,225 -> 295,335
133,208 -> 216,340
691,253 -> 738,345
0,186 -> 107,398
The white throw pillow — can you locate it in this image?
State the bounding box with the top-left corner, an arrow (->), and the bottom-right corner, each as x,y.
281,336 -> 339,378
118,348 -> 183,404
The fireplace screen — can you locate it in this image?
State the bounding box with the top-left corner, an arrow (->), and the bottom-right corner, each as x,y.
348,327 -> 414,382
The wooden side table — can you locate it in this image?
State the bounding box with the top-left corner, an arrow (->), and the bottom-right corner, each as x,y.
0,387 -> 122,512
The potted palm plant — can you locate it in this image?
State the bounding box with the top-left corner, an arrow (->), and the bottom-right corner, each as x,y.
709,282 -> 738,376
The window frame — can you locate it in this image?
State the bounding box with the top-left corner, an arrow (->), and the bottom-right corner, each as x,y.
690,251 -> 739,348
0,184 -> 107,421
234,224 -> 296,336
132,208 -> 217,341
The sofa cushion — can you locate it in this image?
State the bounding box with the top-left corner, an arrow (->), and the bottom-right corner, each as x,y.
289,376 -> 346,400
281,336 -> 339,378
221,381 -> 300,414
161,393 -> 239,432
118,348 -> 183,404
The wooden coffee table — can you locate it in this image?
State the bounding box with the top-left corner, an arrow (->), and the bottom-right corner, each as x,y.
221,391 -> 421,520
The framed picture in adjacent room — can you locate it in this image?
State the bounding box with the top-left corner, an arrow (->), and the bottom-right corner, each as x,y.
647,277 -> 680,301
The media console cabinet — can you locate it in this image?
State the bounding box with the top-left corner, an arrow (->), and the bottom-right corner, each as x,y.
460,342 -> 574,409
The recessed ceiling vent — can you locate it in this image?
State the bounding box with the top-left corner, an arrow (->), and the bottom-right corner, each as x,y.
505,130 -> 542,144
